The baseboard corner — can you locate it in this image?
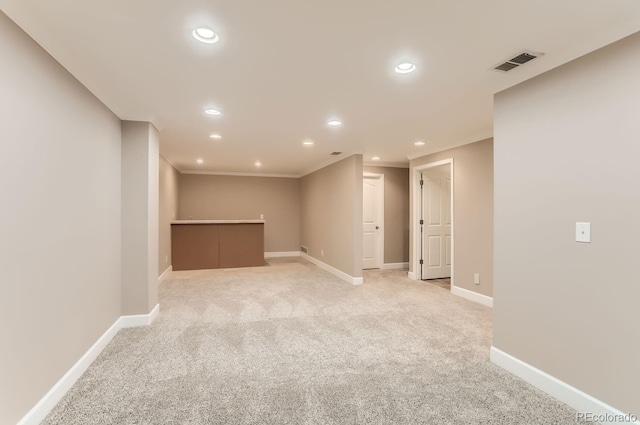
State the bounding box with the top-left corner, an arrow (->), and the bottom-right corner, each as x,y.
264,251 -> 301,258
451,285 -> 493,307
158,265 -> 172,282
17,303 -> 161,425
300,252 -> 363,285
16,319 -> 121,425
119,303 -> 160,328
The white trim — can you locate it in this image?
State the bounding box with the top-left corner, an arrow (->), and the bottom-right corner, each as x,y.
159,154 -> 180,172
405,134 -> 493,161
363,173 -> 385,270
264,251 -> 301,258
299,152 -> 359,177
451,286 -> 493,307
363,161 -> 409,168
408,271 -> 416,280
172,219 -> 264,224
16,321 -> 120,425
180,170 -> 299,178
382,262 -> 409,270
119,304 -> 160,328
17,306 -> 160,425
490,347 -> 639,425
300,252 -> 363,285
158,265 -> 172,282
412,158 -> 454,284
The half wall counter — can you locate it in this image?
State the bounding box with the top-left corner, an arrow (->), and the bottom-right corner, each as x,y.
171,220 -> 265,270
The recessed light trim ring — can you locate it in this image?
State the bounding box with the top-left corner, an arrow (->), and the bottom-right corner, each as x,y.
193,28 -> 219,44
395,62 -> 416,74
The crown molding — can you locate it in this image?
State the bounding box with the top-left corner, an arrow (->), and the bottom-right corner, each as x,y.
180,170 -> 300,178
363,161 -> 409,169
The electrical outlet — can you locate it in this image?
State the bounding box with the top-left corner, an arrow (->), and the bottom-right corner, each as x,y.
165,255 -> 168,263
321,249 -> 324,256
260,214 -> 264,219
474,273 -> 480,285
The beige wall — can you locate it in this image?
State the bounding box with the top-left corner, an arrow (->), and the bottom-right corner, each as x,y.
159,157 -> 180,276
121,121 -> 159,315
179,174 -> 300,253
494,33 -> 640,416
363,166 -> 410,264
301,155 -> 363,278
0,12 -> 122,425
410,138 -> 493,296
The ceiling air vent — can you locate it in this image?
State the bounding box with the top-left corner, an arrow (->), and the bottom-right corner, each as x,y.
492,50 -> 544,72
330,152 -> 342,155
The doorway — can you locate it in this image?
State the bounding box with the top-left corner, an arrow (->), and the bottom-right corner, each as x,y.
412,159 -> 454,287
363,173 -> 384,269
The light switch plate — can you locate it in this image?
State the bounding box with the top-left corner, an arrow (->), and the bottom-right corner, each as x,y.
576,222 -> 591,243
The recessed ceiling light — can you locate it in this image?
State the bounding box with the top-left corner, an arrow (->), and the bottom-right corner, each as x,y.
210,133 -> 222,139
327,120 -> 342,126
204,108 -> 221,115
193,28 -> 219,44
303,140 -> 314,146
414,140 -> 426,146
395,62 -> 416,74
197,158 -> 204,164
372,156 -> 381,161
255,161 -> 262,167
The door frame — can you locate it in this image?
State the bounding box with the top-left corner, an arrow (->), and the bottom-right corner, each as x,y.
411,159 -> 454,287
363,172 -> 385,269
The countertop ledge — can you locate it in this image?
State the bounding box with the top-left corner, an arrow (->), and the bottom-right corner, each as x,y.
171,220 -> 265,224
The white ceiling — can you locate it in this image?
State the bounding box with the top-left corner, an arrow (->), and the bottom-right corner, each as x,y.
2,1 -> 639,176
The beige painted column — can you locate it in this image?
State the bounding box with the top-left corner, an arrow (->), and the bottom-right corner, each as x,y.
121,121 -> 159,315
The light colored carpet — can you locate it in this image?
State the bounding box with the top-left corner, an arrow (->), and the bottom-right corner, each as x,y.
42,257 -> 585,424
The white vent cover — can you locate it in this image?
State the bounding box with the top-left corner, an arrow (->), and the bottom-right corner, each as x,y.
492,50 -> 544,72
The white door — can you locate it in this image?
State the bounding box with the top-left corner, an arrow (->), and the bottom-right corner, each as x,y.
421,166 -> 451,279
363,176 -> 383,269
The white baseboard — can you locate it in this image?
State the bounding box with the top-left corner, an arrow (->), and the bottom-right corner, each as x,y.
300,252 -> 363,285
490,347 -> 639,424
451,285 -> 493,307
408,271 -> 416,280
119,304 -> 159,328
17,305 -> 160,425
158,265 -> 172,282
382,262 -> 409,270
264,251 -> 301,258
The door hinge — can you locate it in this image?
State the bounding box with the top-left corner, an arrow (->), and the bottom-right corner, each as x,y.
419,219 -> 424,225
419,259 -> 424,265
419,179 -> 424,187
